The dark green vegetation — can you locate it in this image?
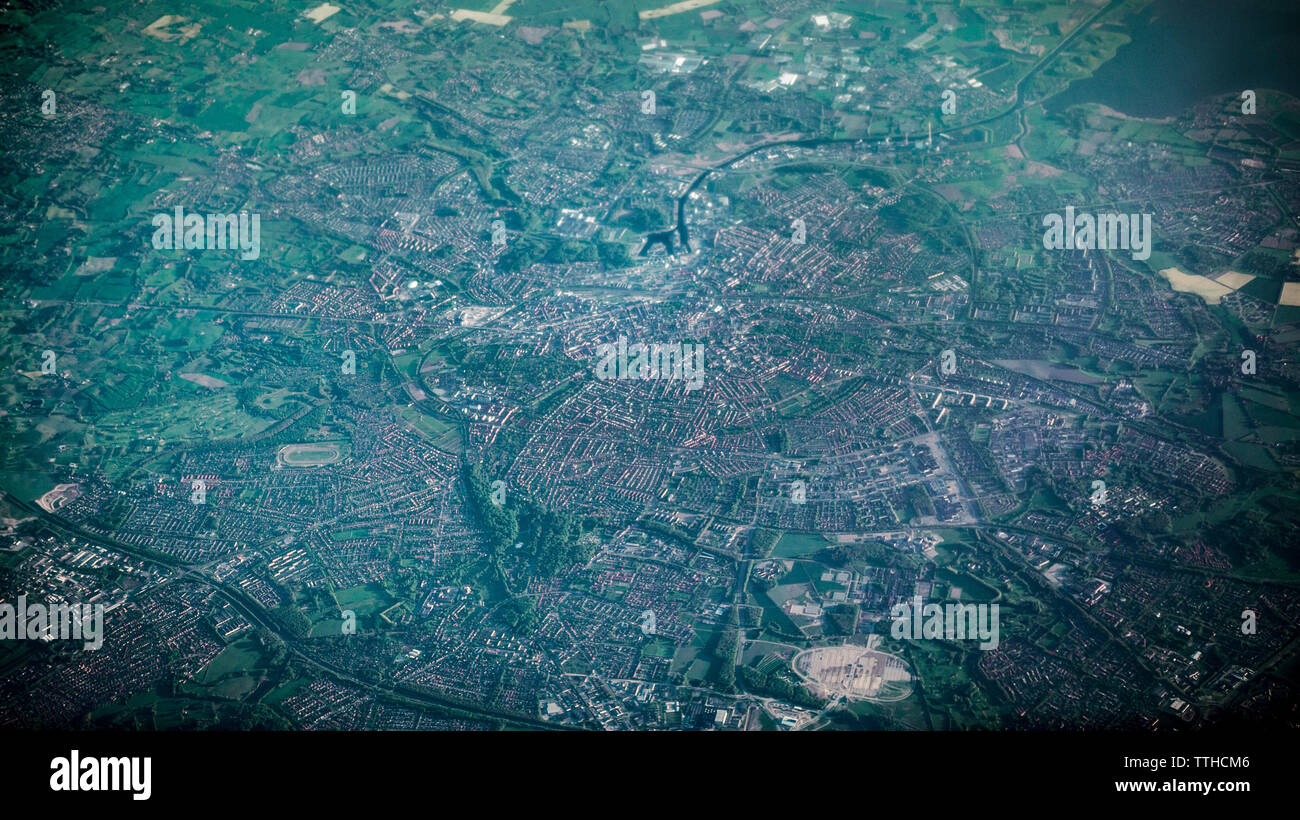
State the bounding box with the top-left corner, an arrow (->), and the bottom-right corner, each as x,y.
463,463 -> 596,579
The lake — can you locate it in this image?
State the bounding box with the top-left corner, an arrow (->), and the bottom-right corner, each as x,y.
1047,0 -> 1300,119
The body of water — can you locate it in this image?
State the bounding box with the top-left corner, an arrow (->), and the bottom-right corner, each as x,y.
1047,0 -> 1300,119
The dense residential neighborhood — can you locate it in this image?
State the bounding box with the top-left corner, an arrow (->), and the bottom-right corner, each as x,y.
0,0 -> 1298,735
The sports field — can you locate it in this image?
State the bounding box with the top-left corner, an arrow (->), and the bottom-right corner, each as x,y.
792,644 -> 913,702
276,442 -> 346,467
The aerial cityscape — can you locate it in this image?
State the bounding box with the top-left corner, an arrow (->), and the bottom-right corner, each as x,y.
1,0 -> 1298,735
